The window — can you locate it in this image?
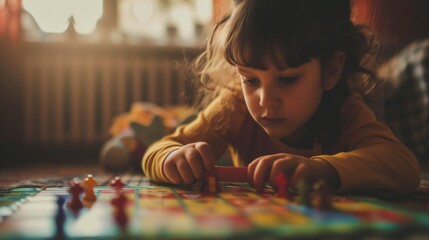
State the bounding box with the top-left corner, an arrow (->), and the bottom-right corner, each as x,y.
22,0 -> 213,44
119,0 -> 212,42
23,0 -> 102,34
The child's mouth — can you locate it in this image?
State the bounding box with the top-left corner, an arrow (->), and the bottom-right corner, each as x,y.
259,117 -> 286,126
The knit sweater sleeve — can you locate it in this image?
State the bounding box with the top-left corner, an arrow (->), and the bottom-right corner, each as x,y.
142,94 -> 246,183
312,94 -> 420,194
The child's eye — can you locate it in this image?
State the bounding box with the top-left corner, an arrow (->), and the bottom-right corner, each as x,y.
279,76 -> 298,85
241,77 -> 259,86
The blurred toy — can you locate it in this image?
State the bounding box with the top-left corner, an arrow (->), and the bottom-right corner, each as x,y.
100,102 -> 195,172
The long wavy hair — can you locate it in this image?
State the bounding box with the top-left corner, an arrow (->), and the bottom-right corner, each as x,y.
191,0 -> 379,150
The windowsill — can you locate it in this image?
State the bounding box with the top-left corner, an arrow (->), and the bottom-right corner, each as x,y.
21,38 -> 203,56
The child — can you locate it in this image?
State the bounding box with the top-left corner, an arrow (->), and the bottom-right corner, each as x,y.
143,0 -> 420,194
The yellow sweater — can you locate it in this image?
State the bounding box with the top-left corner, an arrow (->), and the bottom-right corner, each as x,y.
142,93 -> 420,194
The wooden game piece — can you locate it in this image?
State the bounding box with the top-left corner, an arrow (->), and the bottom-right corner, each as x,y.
202,169 -> 220,194
215,166 -> 248,182
314,179 -> 333,210
109,176 -> 126,191
275,172 -> 290,199
110,191 -> 129,229
67,178 -> 84,211
297,179 -> 312,207
82,174 -> 97,202
55,196 -> 66,239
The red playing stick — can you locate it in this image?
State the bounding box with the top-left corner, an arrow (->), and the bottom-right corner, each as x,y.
215,166 -> 248,182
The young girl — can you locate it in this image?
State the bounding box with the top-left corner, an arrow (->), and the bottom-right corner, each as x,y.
143,0 -> 420,194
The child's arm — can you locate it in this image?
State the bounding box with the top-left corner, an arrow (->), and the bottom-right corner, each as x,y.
314,94 -> 420,194
314,138 -> 420,194
142,94 -> 245,183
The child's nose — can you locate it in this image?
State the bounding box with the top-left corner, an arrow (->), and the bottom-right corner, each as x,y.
259,87 -> 281,108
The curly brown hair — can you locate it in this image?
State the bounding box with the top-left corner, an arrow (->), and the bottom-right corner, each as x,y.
191,0 -> 379,150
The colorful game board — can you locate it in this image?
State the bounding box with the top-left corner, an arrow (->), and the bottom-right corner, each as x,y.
1,175 -> 429,239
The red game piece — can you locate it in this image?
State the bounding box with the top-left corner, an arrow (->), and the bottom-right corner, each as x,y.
215,166 -> 248,182
109,176 -> 126,191
110,191 -> 129,229
275,172 -> 290,199
67,178 -> 84,211
83,174 -> 97,202
202,169 -> 220,194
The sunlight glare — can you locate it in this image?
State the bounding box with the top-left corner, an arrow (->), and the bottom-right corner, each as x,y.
132,0 -> 155,23
169,2 -> 194,41
73,0 -> 103,34
195,0 -> 212,24
23,0 -> 103,34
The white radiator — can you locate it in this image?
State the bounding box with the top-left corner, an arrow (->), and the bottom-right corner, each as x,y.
23,46 -> 193,144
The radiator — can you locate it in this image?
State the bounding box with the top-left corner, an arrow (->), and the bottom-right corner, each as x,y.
23,44 -> 195,144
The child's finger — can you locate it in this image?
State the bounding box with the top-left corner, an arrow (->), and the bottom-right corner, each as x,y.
253,157 -> 275,193
194,142 -> 215,171
163,161 -> 183,184
269,158 -> 298,187
177,159 -> 195,184
184,148 -> 205,180
290,163 -> 310,188
247,157 -> 262,187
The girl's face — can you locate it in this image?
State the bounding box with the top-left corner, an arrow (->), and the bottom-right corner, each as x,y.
237,58 -> 324,142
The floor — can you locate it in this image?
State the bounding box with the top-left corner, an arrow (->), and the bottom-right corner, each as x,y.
0,162 -> 106,190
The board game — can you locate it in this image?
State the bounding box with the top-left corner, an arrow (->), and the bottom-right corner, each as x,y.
1,174 -> 429,239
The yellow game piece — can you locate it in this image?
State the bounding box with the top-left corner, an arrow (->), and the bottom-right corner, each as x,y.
83,174 -> 97,202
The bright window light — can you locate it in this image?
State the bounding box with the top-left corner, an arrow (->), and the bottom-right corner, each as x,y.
22,0 -> 103,34
195,0 -> 212,24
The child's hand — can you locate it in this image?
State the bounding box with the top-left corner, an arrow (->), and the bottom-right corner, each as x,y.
248,153 -> 340,193
163,142 -> 216,184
